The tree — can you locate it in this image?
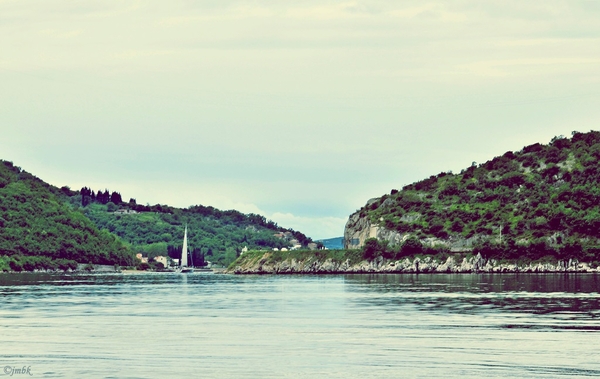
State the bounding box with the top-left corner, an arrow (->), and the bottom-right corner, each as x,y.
80,187 -> 92,206
223,247 -> 238,267
191,248 -> 206,266
450,219 -> 464,233
106,202 -> 118,212
399,238 -> 423,257
110,191 -> 122,205
362,238 -> 383,260
82,195 -> 92,207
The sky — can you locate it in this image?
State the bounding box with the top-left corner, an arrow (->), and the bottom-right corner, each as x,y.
1,1 -> 600,239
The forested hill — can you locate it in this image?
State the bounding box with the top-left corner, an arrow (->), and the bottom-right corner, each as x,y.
345,130 -> 600,263
0,161 -> 136,271
0,160 -> 313,270
77,202 -> 312,267
65,188 -> 313,268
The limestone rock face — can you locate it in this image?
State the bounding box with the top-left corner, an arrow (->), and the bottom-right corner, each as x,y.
344,209 -> 407,249
343,201 -> 479,251
343,210 -> 374,249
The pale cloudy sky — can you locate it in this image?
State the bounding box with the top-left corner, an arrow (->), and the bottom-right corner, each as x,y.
2,1 -> 600,239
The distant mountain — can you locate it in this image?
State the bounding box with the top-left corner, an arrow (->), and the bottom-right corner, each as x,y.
0,161 -> 135,271
345,131 -> 600,263
318,237 -> 344,250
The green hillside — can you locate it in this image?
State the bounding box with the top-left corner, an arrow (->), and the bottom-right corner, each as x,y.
0,159 -> 313,270
78,202 -> 312,267
347,131 -> 600,264
0,161 -> 136,271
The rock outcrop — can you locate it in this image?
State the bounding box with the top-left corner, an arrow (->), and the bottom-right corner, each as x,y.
344,209 -> 409,249
228,252 -> 599,275
343,206 -> 478,251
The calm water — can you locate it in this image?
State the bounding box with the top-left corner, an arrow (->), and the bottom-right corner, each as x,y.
1,273 -> 599,378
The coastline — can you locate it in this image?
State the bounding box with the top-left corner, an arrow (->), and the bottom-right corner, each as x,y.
228,251 -> 600,274
3,257 -> 597,275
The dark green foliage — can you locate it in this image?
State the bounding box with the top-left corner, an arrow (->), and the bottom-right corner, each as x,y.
362,238 -> 384,260
361,131 -> 600,262
80,187 -> 124,206
137,262 -> 151,271
399,238 -> 423,257
360,236 -> 447,261
2,255 -> 78,272
0,161 -> 136,270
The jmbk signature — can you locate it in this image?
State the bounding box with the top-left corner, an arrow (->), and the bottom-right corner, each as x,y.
2,366 -> 33,376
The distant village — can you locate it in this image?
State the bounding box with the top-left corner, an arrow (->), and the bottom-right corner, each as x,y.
113,209 -> 139,215
135,253 -> 217,270
271,231 -> 319,251
134,230 -> 321,269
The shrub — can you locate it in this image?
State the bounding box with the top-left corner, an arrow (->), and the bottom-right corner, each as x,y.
362,238 -> 383,260
399,238 -> 423,257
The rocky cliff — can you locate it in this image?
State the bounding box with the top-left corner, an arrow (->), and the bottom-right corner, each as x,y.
344,201 -> 478,252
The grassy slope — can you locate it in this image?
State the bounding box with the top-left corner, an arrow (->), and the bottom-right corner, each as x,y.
229,249 -> 365,271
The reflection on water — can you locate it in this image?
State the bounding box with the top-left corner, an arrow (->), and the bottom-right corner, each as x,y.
0,273 -> 599,378
346,273 -> 600,293
345,274 -> 600,329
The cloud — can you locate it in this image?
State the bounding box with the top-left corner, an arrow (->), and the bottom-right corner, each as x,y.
269,212 -> 347,240
190,198 -> 348,239
495,38 -> 600,47
3,0 -> 600,243
40,29 -> 82,39
387,4 -> 468,22
459,58 -> 600,77
111,49 -> 176,61
115,184 -> 348,239
285,2 -> 372,20
158,5 -> 275,25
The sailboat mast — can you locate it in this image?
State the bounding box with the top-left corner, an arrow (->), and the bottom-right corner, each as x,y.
181,225 -> 188,267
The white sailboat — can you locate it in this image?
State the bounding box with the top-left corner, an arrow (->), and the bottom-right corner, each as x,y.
179,225 -> 194,273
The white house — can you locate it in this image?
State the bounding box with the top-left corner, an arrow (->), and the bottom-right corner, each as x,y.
154,256 -> 168,268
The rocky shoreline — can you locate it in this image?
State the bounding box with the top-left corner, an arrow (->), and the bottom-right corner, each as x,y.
229,253 -> 600,274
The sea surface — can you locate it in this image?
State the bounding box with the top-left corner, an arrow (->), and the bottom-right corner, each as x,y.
1,273 -> 599,378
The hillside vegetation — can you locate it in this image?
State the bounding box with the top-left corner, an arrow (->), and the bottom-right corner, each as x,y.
79,202 -> 312,267
0,159 -> 313,270
0,161 -> 136,271
347,131 -> 600,265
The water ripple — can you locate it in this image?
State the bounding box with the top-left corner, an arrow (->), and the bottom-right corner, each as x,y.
0,273 -> 599,378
